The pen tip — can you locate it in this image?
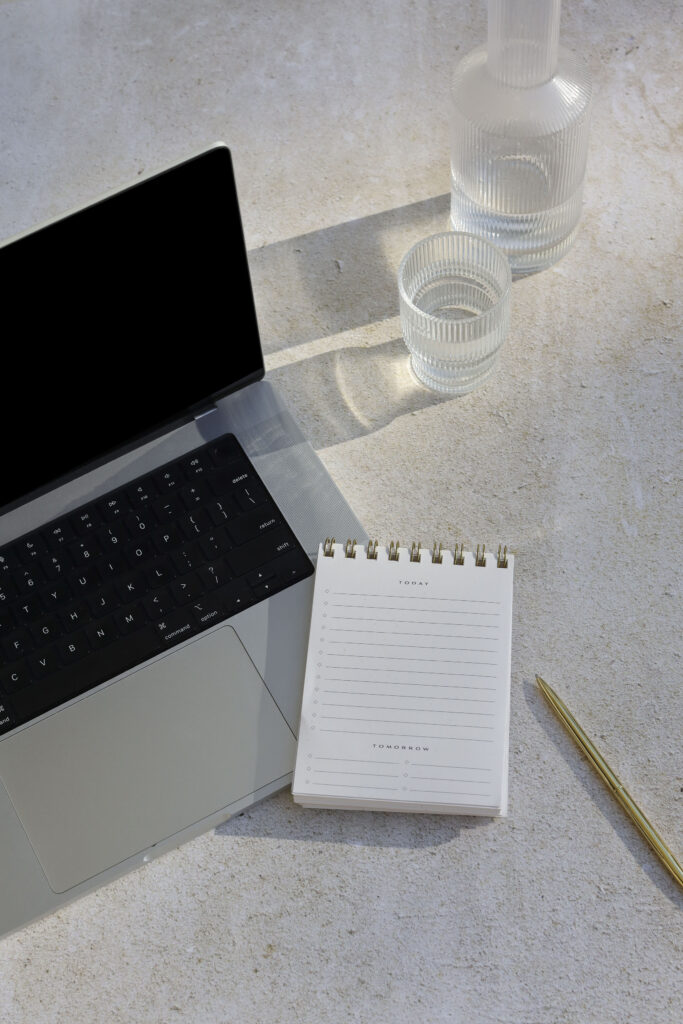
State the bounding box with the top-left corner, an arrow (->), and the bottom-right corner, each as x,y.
536,674 -> 552,697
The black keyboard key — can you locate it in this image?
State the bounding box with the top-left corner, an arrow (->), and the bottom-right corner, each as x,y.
17,535 -> 49,564
61,603 -> 90,632
98,524 -> 129,552
171,544 -> 203,575
116,604 -> 148,634
13,567 -> 44,595
233,480 -> 268,513
154,496 -> 182,521
127,479 -> 158,507
0,608 -> 16,636
115,572 -> 146,604
88,585 -> 119,616
206,498 -> 234,527
143,589 -> 173,619
58,631 -> 90,663
43,580 -> 73,607
169,573 -> 202,605
3,630 -> 30,660
0,579 -> 17,603
252,578 -> 278,600
14,594 -> 45,621
1,664 -> 30,695
191,597 -> 224,629
154,609 -> 201,646
125,511 -> 157,536
43,521 -> 76,550
178,510 -> 211,540
227,527 -> 299,579
71,508 -> 101,535
208,462 -> 253,497
213,580 -> 253,616
147,560 -> 171,586
70,538 -> 102,566
272,549 -> 314,585
98,553 -> 128,578
154,466 -> 183,492
71,567 -> 102,594
199,530 -> 229,561
208,435 -> 241,466
0,699 -> 16,735
247,565 -> 276,588
0,546 -> 22,575
99,493 -> 126,521
85,618 -> 119,648
44,552 -> 73,580
125,540 -> 155,568
153,525 -> 183,553
28,646 -> 61,677
197,561 -> 231,590
179,451 -> 211,479
227,507 -> 283,546
30,617 -> 61,646
179,482 -> 210,509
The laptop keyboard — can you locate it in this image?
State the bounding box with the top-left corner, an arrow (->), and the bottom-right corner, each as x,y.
0,435 -> 313,735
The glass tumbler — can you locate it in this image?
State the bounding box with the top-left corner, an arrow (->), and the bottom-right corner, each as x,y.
398,232 -> 511,395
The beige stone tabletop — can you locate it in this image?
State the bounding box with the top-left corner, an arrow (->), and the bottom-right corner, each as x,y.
0,1 -> 681,1022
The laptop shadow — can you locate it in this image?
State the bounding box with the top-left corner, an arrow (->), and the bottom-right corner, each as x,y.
215,791 -> 494,850
248,193 -> 451,353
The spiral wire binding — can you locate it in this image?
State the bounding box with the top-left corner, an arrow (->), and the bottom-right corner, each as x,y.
324,539 -> 510,565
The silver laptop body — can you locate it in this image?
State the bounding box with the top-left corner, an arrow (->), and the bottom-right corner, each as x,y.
0,144 -> 365,937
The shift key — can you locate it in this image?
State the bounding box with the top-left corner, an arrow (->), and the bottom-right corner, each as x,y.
227,527 -> 297,578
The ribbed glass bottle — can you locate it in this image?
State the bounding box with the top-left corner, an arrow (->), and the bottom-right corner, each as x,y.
450,0 -> 592,276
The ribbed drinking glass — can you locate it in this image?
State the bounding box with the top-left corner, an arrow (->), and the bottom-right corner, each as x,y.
398,232 -> 511,395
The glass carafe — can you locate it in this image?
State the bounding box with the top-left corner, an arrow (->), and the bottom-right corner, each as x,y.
450,0 -> 592,276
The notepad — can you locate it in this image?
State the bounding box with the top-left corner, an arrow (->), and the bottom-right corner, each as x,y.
292,540 -> 514,815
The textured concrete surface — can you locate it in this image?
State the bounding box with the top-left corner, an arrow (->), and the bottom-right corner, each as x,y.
0,1 -> 681,1022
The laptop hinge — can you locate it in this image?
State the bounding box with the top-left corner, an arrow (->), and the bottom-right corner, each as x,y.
193,404 -> 218,422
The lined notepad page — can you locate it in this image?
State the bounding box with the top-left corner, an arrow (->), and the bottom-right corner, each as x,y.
292,543 -> 514,815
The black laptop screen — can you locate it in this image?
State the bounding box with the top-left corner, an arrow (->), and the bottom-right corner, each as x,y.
0,146 -> 264,511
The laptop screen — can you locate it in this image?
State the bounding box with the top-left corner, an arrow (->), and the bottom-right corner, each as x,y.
0,145 -> 264,512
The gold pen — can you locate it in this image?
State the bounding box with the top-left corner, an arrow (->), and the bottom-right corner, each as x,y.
536,674 -> 683,889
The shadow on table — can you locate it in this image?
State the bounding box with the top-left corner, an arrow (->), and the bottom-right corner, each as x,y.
248,192 -> 450,354
215,793 -> 495,851
525,675 -> 683,905
266,338 -> 457,451
246,192 -> 517,449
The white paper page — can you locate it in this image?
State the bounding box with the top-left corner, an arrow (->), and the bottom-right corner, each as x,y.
293,543 -> 514,814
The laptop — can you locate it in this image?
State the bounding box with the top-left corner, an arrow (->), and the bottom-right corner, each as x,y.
0,143 -> 365,937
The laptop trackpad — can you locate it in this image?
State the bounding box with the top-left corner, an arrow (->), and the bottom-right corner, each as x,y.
0,626 -> 297,894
